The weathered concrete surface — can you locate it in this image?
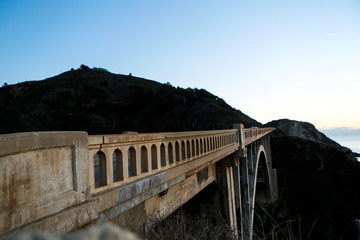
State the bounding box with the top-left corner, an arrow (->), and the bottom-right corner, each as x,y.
2,201 -> 99,240
91,143 -> 237,223
105,164 -> 216,232
95,174 -> 186,223
13,223 -> 141,240
144,164 -> 216,224
0,127 -> 275,240
0,132 -> 90,236
95,163 -> 215,225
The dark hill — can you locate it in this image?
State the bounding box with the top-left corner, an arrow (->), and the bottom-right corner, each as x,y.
263,119 -> 360,240
0,66 -> 259,134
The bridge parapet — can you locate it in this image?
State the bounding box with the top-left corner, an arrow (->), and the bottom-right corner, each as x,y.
244,128 -> 275,146
88,129 -> 238,195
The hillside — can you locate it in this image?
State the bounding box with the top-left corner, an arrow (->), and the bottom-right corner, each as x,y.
0,65 -> 259,134
263,119 -> 360,239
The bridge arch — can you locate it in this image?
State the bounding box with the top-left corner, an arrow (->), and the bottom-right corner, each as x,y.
239,143 -> 275,240
254,147 -> 272,203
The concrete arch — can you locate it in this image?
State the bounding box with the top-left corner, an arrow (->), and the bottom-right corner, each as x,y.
113,149 -> 123,182
128,147 -> 137,177
151,144 -> 157,170
181,141 -> 186,160
168,142 -> 174,164
254,146 -> 272,203
251,144 -> 275,205
245,143 -> 276,240
94,151 -> 107,188
160,143 -> 166,167
140,146 -> 148,173
175,141 -> 180,162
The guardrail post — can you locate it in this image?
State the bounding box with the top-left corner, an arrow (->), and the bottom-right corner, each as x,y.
233,123 -> 245,149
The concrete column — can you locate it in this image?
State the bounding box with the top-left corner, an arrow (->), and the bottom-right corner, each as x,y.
164,142 -> 169,167
156,143 -> 161,170
147,145 -> 152,174
122,147 -> 129,181
233,123 -> 245,149
240,149 -> 251,240
135,145 -> 141,177
226,160 -> 238,233
212,157 -> 238,236
103,148 -> 113,186
233,157 -> 244,240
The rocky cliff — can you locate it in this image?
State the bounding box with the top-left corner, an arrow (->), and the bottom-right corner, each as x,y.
264,119 -> 360,240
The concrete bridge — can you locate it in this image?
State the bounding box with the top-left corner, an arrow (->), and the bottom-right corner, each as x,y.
0,124 -> 276,240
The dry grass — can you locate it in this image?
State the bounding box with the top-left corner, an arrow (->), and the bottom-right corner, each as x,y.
252,203 -> 318,240
145,211 -> 237,240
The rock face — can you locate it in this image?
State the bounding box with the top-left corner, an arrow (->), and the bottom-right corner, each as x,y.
0,66 -> 259,135
265,119 -> 344,150
263,119 -> 360,240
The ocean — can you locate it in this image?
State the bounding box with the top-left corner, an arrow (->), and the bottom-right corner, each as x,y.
326,134 -> 360,161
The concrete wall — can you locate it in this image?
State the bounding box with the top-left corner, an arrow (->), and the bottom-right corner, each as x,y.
0,132 -> 92,238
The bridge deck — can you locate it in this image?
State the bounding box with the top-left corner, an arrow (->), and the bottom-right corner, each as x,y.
0,126 -> 274,238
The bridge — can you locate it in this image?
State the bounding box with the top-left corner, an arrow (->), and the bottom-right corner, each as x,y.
0,124 -> 276,240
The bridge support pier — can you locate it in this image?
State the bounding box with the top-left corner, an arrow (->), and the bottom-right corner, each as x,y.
232,124 -> 278,240
215,157 -> 238,234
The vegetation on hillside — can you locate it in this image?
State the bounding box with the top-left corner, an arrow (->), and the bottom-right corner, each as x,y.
0,66 -> 259,134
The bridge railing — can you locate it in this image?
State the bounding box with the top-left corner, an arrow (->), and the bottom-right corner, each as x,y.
244,127 -> 275,146
88,129 -> 239,194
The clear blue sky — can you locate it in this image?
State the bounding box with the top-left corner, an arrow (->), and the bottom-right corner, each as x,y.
1,0 -> 359,129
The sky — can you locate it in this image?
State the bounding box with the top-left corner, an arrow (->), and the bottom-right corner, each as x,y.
1,0 -> 360,130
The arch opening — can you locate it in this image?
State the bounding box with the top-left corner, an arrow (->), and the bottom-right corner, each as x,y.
175,142 -> 180,162
160,144 -> 166,167
151,145 -> 158,170
186,140 -> 191,158
181,141 -> 186,160
94,151 -> 107,188
141,146 -> 148,173
113,149 -> 123,182
256,151 -> 271,203
128,147 -> 137,177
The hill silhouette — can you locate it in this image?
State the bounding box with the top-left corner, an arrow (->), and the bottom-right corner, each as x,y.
0,66 -> 259,134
